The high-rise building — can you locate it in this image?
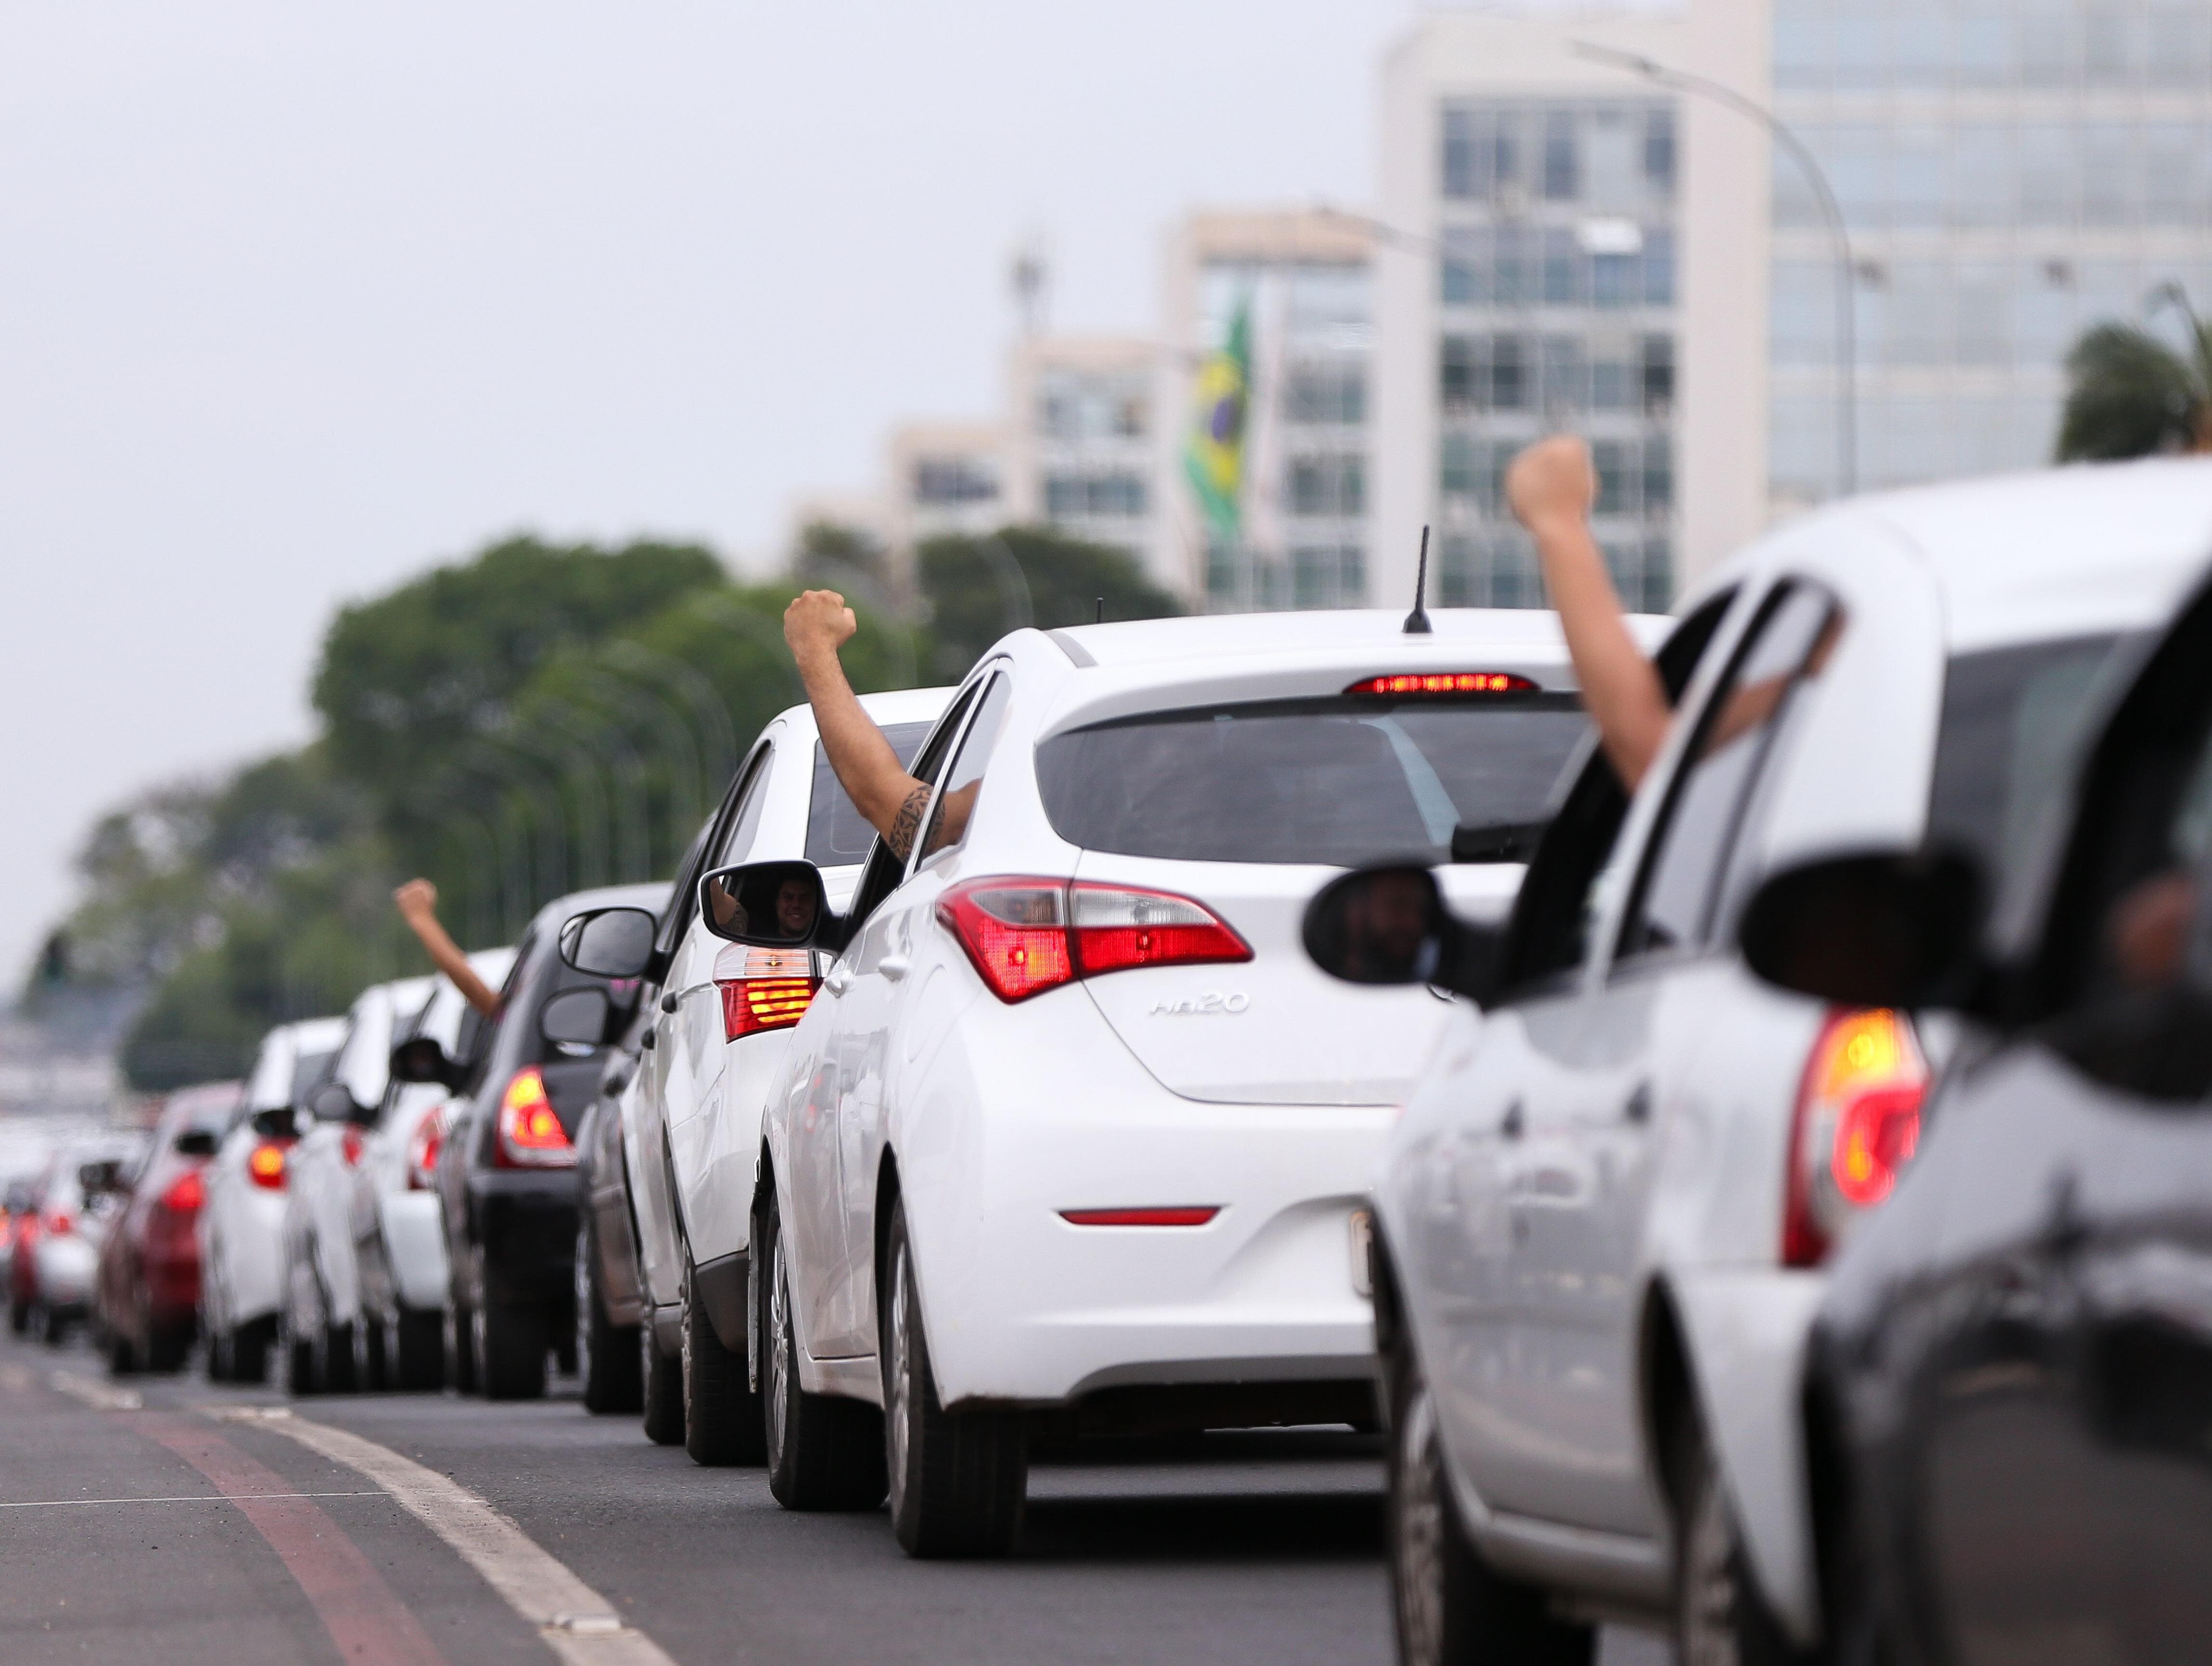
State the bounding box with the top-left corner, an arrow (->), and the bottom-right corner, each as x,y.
1004,335 -> 1164,580
1163,210 -> 1378,611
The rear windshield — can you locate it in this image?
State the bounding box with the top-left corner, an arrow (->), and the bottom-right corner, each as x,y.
1927,634 -> 2129,878
807,722 -> 934,865
1036,695 -> 1590,867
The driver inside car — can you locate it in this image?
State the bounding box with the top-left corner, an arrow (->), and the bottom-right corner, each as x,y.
706,871 -> 821,940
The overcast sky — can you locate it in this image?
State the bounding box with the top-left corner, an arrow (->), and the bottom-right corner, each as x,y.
2,0 -> 1663,991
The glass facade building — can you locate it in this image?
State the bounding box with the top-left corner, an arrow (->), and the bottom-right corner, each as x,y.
1431,98 -> 1680,613
1770,0 -> 2212,507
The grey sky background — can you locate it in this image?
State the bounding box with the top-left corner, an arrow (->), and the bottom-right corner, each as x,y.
0,0 -> 1646,991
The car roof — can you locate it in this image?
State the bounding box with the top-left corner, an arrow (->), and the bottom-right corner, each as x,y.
1715,458 -> 2212,655
1037,606 -> 1667,672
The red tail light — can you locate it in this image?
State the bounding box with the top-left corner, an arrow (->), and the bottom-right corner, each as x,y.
42,1209 -> 74,1237
1344,672 -> 1538,697
494,1068 -> 574,1169
718,948 -> 821,1040
340,1126 -> 365,1167
937,878 -> 1252,1004
1060,1207 -> 1221,1227
1782,1009 -> 1928,1269
160,1170 -> 205,1214
247,1140 -> 291,1190
407,1109 -> 445,1191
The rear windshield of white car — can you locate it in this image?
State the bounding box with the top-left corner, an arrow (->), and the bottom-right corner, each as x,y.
1927,632 -> 2131,879
807,722 -> 935,865
1036,694 -> 1590,866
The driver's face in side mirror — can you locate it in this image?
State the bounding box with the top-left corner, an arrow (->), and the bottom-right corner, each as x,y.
700,861 -> 827,949
1304,866 -> 1446,986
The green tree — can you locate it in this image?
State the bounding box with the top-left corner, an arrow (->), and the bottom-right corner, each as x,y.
917,526 -> 1183,682
2056,301 -> 2212,462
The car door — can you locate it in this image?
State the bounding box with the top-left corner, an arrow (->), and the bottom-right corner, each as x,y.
1905,591 -> 2212,1663
786,681 -> 984,1358
1418,592 -> 1739,1520
1505,580 -> 1841,1535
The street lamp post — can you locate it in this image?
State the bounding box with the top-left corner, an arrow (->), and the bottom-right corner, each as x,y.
1572,41 -> 1858,498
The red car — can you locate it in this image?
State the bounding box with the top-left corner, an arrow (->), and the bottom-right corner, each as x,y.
94,1082 -> 246,1372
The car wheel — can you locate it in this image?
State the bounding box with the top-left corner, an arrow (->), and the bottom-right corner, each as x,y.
682,1258 -> 766,1465
105,1322 -> 139,1377
146,1323 -> 191,1374
1389,1360 -> 1592,1666
356,1314 -> 388,1392
1674,1416 -> 1808,1666
444,1298 -> 477,1395
231,1316 -> 274,1385
881,1201 -> 1024,1558
40,1305 -> 70,1347
577,1220 -> 642,1415
7,1296 -> 28,1336
390,1308 -> 443,1392
640,1321 -> 683,1444
318,1321 -> 358,1394
759,1192 -> 886,1511
476,1298 -> 547,1400
279,1304 -> 315,1396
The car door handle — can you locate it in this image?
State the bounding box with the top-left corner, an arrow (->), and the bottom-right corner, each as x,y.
1623,1082 -> 1652,1125
823,963 -> 853,996
1499,1100 -> 1524,1141
879,955 -> 910,982
660,981 -> 714,1013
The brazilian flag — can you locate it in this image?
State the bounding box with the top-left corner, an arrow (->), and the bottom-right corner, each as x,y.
1184,299 -> 1251,538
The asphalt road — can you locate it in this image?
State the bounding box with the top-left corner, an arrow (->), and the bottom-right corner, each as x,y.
0,1327 -> 1670,1665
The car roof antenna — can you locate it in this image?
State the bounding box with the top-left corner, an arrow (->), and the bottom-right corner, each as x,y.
1404,526 -> 1433,634
1095,596 -> 1105,624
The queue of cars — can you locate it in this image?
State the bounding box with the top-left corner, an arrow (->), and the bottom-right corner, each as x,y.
33,453 -> 2212,1662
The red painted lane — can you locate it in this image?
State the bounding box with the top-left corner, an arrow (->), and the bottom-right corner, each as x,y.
139,1414 -> 447,1666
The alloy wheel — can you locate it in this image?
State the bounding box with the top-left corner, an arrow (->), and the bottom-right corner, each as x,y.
884,1242 -> 912,1518
765,1232 -> 792,1467
1394,1387 -> 1448,1666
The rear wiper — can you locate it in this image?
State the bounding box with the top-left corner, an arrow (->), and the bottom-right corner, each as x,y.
1451,820 -> 1548,864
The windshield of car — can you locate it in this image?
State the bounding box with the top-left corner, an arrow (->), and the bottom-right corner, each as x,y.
1926,633 -> 2129,880
1036,694 -> 1591,867
806,722 -> 934,865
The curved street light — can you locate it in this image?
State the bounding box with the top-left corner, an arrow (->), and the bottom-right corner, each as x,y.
585,666 -> 706,876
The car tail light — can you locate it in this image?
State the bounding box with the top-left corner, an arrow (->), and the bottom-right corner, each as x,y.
494,1068 -> 575,1169
42,1208 -> 74,1236
160,1170 -> 205,1214
937,879 -> 1252,1004
1782,1008 -> 1928,1269
407,1109 -> 445,1191
340,1126 -> 365,1167
718,947 -> 821,1040
248,1140 -> 291,1190
1343,672 -> 1538,697
1060,1207 -> 1221,1227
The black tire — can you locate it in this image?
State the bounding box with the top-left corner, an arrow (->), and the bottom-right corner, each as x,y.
317,1321 -> 358,1394
231,1316 -> 273,1385
205,1325 -> 234,1383
105,1323 -> 139,1377
1675,1417 -> 1809,1666
641,1321 -> 683,1444
682,1259 -> 766,1465
390,1308 -> 443,1392
881,1202 -> 1025,1557
1389,1356 -> 1592,1666
145,1324 -> 191,1374
357,1314 -> 388,1392
8,1297 -> 28,1336
577,1221 -> 642,1415
759,1192 -> 886,1511
444,1297 -> 477,1395
41,1305 -> 70,1347
279,1307 -> 315,1396
475,1297 -> 547,1401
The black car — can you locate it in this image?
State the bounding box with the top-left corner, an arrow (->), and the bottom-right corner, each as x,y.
574,1007 -> 650,1417
393,882 -> 668,1400
1744,563 -> 2212,1663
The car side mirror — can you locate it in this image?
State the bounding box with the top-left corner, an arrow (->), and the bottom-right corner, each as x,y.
1302,864 -> 1503,1005
559,906 -> 659,978
540,987 -> 612,1047
698,860 -> 831,949
78,1159 -> 126,1196
1739,848 -> 1987,1011
174,1129 -> 221,1159
390,1035 -> 464,1090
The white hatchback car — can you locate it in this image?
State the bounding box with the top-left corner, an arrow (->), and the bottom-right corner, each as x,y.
570,687 -> 948,1459
200,1016 -> 347,1382
1310,461 -> 2212,1665
685,607 -> 1663,1558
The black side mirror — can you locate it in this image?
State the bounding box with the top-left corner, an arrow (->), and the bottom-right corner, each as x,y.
1739,848 -> 1987,1011
559,906 -> 659,978
78,1160 -> 125,1196
390,1035 -> 464,1090
698,860 -> 830,949
174,1129 -> 221,1159
250,1106 -> 299,1140
308,1080 -> 366,1123
539,987 -> 613,1047
1302,864 -> 1503,1004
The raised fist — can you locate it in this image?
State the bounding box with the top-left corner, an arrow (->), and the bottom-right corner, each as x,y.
393,878 -> 438,922
784,590 -> 858,662
1506,435 -> 1597,538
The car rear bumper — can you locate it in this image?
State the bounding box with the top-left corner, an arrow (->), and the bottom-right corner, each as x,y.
467,1173 -> 577,1303
34,1238 -> 99,1309
890,990 -> 1389,1412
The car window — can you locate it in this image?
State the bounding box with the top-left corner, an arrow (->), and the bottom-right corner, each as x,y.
1616,583 -> 1838,964
919,675 -> 1012,866
840,693 -> 982,936
806,722 -> 934,867
1501,588 -> 1740,990
1037,693 -> 1587,867
717,743 -> 775,867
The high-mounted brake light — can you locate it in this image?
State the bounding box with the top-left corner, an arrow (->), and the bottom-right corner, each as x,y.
247,1140 -> 290,1191
717,947 -> 821,1040
937,879 -> 1252,1004
495,1068 -> 575,1169
1343,672 -> 1539,697
340,1126 -> 365,1167
1060,1207 -> 1221,1227
1781,1008 -> 1927,1269
407,1109 -> 445,1191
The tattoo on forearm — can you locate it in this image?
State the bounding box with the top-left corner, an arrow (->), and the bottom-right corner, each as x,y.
889,784 -> 929,861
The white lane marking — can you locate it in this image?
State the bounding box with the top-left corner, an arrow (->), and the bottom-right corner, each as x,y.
47,1371 -> 142,1411
0,1491 -> 390,1509
0,1363 -> 31,1392
211,1407 -> 679,1666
